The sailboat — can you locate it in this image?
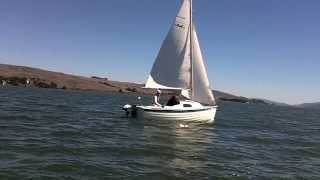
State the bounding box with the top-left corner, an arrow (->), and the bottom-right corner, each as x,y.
123,0 -> 217,123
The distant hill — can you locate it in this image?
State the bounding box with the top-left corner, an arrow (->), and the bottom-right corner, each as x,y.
259,99 -> 290,106
296,102 -> 320,109
213,90 -> 267,104
0,63 -> 268,104
0,64 -> 151,94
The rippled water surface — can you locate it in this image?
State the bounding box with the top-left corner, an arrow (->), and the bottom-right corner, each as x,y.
0,87 -> 319,179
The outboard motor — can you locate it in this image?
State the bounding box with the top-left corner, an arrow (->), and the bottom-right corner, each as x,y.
122,104 -> 137,117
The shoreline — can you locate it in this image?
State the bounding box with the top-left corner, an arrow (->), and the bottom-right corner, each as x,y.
0,64 -> 267,104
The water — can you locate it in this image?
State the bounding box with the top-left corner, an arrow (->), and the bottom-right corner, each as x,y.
0,87 -> 319,179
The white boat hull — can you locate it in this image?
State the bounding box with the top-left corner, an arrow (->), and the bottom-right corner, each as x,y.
136,105 -> 217,123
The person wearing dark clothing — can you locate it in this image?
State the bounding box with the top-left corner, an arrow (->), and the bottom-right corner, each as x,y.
167,96 -> 180,106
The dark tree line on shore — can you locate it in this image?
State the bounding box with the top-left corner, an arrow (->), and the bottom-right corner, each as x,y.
0,76 -> 66,89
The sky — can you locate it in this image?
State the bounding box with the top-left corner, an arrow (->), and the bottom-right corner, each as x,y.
0,0 -> 319,104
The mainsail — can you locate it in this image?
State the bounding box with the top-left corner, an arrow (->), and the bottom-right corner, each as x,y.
145,0 -> 191,89
145,0 -> 216,105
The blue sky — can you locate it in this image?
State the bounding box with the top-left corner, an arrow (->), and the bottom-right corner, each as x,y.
0,0 -> 319,104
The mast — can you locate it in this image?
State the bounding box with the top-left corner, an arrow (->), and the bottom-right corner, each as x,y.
189,0 -> 194,98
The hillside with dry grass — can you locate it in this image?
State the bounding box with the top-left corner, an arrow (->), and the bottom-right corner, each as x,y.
0,64 -> 266,104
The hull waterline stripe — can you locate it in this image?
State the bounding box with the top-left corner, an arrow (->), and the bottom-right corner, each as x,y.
142,107 -> 214,113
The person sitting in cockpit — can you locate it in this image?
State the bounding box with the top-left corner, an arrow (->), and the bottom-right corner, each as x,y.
166,96 -> 180,106
153,89 -> 161,106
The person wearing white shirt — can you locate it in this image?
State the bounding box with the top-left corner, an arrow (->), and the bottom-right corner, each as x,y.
153,89 -> 161,106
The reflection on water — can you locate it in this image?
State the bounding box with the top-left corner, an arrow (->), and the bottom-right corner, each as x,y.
139,119 -> 219,178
